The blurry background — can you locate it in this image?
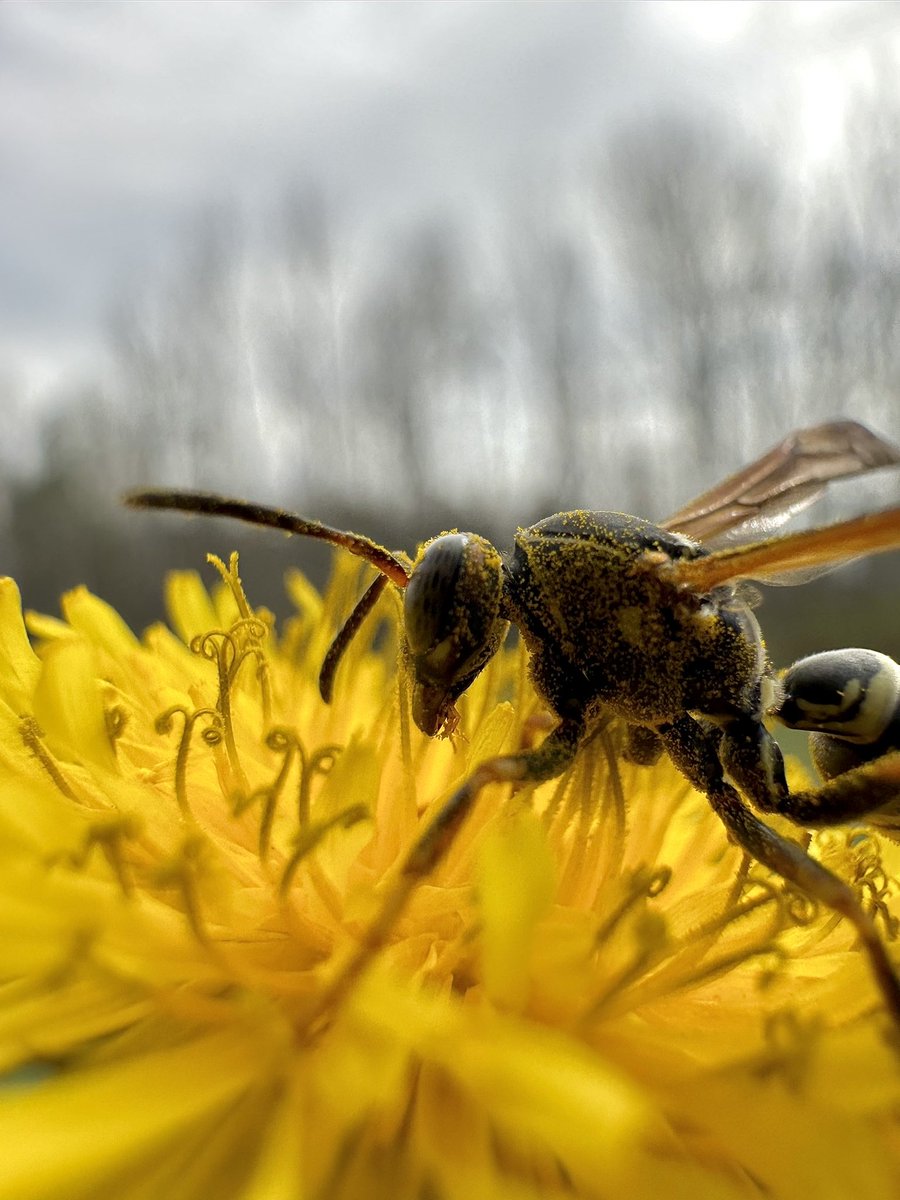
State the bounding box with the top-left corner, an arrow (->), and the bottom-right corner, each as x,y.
2,0 -> 900,667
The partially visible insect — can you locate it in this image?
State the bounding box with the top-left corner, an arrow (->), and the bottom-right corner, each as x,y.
127,420 -> 900,1025
775,648 -> 900,835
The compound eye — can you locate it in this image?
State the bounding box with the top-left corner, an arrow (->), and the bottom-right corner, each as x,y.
404,534 -> 469,658
778,649 -> 900,743
405,532 -> 505,679
403,532 -> 508,736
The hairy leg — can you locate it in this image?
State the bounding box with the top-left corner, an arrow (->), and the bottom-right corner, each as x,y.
660,715 -> 900,1027
760,752 -> 900,829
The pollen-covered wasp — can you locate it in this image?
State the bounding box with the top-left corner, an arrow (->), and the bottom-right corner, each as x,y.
127,420 -> 900,1025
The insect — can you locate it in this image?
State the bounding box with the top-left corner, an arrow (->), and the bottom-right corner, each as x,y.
775,648 -> 900,835
127,420 -> 900,1024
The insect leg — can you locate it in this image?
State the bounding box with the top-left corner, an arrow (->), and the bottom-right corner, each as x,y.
659,715 -> 900,1026
718,716 -> 900,828
718,715 -> 789,811
310,717 -> 585,1027
765,752 -> 900,828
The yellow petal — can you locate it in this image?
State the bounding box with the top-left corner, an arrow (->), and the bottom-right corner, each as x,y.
32,639 -> 118,773
0,578 -> 40,708
61,586 -> 141,656
164,571 -> 220,645
0,1028 -> 276,1200
477,807 -> 555,1009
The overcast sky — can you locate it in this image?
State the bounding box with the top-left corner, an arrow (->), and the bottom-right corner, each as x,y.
2,0 -> 900,396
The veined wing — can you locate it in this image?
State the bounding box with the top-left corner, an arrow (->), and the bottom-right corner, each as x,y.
662,421 -> 900,544
668,507 -> 900,594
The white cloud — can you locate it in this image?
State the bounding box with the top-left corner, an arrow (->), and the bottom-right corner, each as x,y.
2,0 -> 900,387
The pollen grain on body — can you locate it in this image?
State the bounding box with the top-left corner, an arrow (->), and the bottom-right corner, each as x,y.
0,554 -> 899,1200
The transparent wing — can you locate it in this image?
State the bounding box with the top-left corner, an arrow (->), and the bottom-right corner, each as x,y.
667,507 -> 900,594
661,421 -> 900,545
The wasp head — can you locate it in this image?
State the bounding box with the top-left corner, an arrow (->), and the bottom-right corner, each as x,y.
403,533 -> 509,736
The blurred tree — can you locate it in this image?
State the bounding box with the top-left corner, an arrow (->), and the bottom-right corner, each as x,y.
599,116 -> 797,495
798,61 -> 900,431
349,220 -> 498,521
503,199 -> 613,520
251,184 -> 350,506
107,206 -> 253,492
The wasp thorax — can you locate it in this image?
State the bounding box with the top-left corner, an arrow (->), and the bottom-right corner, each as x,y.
779,649 -> 900,744
404,533 -> 509,736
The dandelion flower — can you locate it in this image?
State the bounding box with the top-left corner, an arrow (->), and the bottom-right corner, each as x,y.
0,552 -> 899,1199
